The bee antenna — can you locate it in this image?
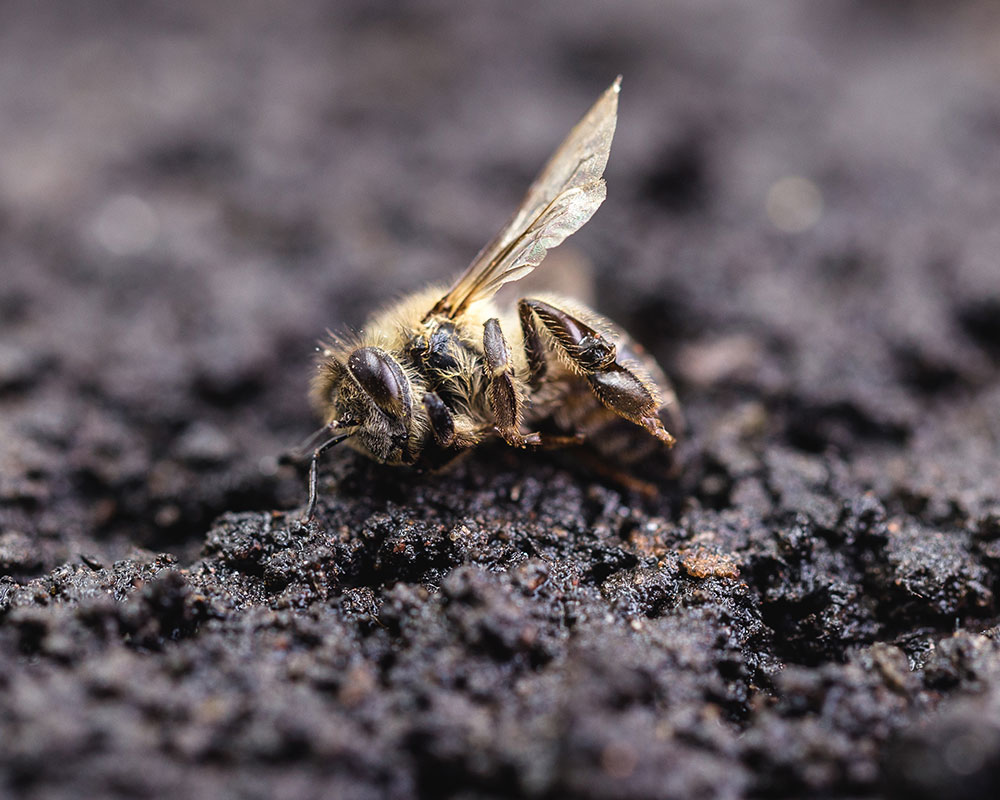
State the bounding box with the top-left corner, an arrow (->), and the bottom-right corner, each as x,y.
291,421 -> 343,460
304,429 -> 353,522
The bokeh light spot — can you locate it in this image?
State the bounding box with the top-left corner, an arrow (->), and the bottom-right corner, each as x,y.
766,176 -> 822,233
92,194 -> 159,256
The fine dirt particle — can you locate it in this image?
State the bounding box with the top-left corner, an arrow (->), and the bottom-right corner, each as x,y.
680,548 -> 740,580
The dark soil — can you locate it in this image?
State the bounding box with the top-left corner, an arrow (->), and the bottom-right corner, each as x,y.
3,2 -> 1000,798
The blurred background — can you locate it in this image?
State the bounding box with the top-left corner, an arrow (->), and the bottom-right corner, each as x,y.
2,0 -> 999,570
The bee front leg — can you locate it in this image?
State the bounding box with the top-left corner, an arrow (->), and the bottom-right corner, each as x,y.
518,298 -> 675,447
422,391 -> 455,447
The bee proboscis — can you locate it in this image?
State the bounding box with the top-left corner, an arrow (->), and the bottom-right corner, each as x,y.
306,77 -> 682,518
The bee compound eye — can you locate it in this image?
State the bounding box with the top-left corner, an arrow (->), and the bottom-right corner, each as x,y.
347,347 -> 411,422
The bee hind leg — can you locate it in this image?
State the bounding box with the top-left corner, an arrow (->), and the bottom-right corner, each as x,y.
517,298 -> 675,447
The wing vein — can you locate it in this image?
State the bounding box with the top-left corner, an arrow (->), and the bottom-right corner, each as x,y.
425,78 -> 621,320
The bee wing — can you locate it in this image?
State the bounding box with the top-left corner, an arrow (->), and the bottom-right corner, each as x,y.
428,77 -> 620,319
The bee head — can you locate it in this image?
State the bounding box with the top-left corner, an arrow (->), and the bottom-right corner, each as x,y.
331,346 -> 414,463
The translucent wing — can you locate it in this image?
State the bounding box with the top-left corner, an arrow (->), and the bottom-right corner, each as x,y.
427,77 -> 621,320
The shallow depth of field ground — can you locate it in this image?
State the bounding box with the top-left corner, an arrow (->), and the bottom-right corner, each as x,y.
2,2 -> 1000,798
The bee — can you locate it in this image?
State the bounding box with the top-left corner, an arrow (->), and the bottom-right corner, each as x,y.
305,77 -> 682,519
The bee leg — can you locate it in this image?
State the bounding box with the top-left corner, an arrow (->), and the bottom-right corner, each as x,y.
517,298 -> 548,387
422,391 -> 455,447
573,450 -> 659,497
483,317 -> 543,448
518,298 -> 675,447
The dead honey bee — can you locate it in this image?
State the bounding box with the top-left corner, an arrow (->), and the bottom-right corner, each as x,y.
305,77 -> 681,518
